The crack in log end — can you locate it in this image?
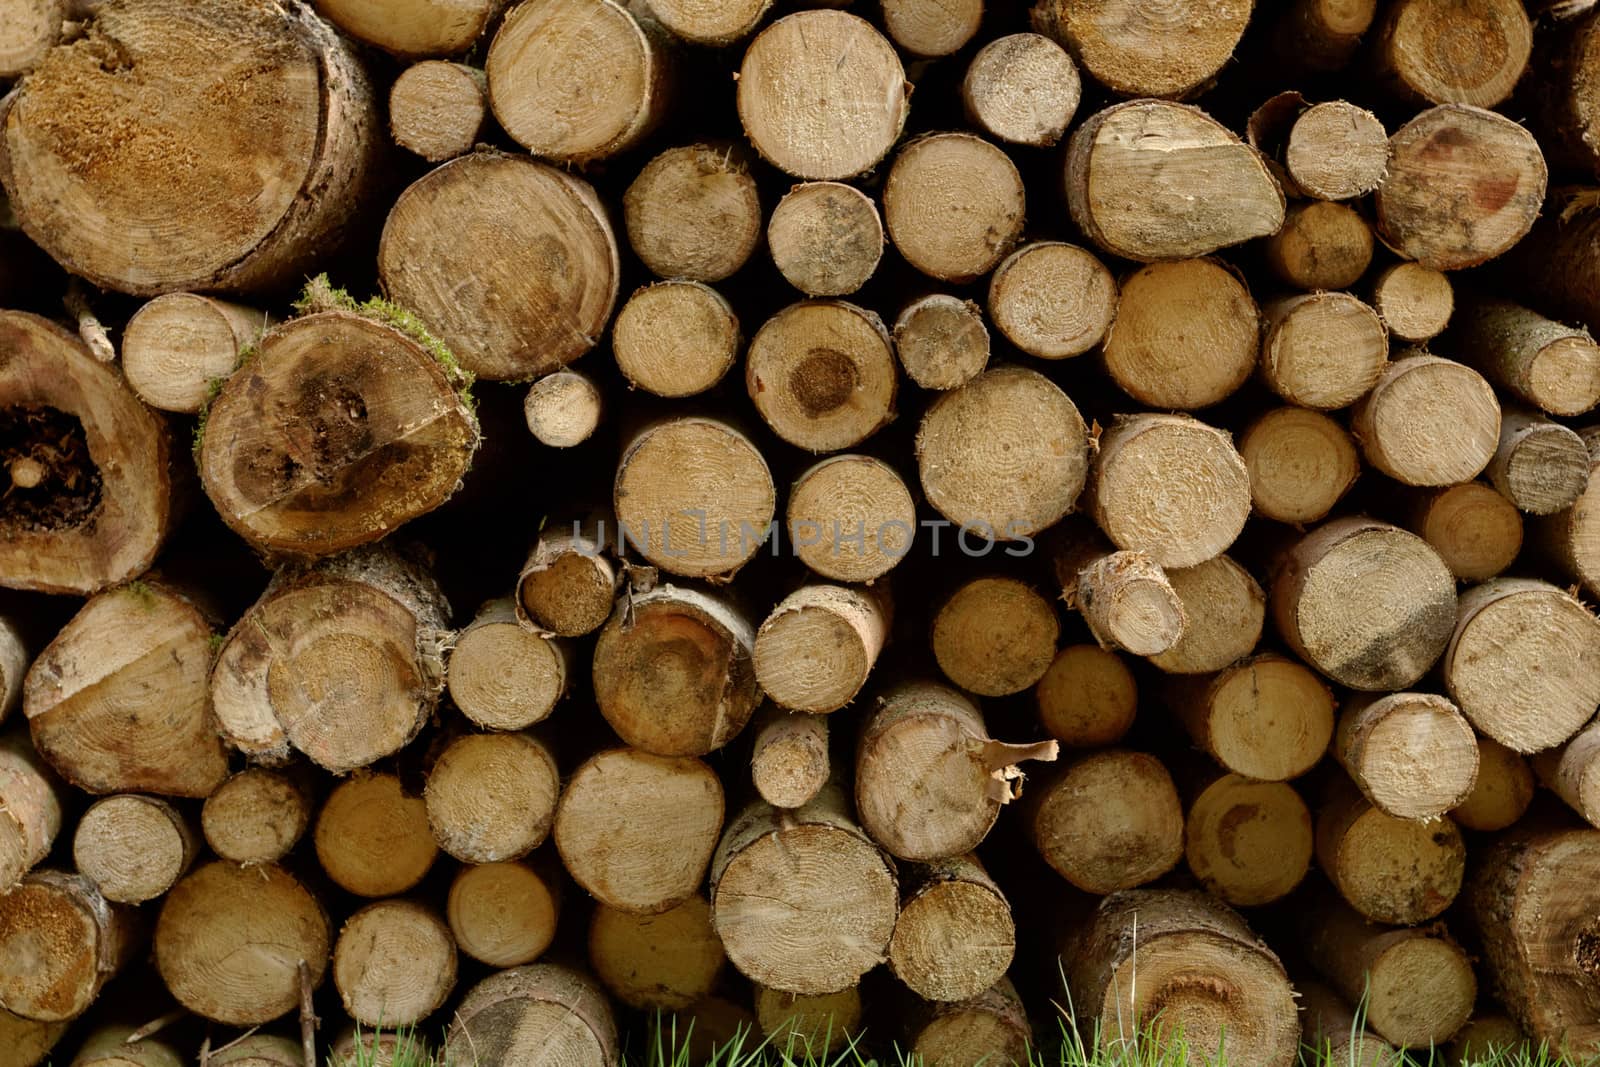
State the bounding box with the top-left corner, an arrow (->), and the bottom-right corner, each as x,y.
0,406 -> 102,534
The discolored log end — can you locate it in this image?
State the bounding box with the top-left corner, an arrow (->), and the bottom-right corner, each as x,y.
315,771 -> 438,898
746,301 -> 897,452
1315,779 -> 1466,924
768,182 -> 884,298
624,144 -> 763,285
893,295 -> 990,391
590,895 -> 725,1011
1184,773 -> 1312,906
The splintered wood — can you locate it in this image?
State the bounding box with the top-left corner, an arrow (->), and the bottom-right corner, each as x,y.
5,0 -> 1600,1065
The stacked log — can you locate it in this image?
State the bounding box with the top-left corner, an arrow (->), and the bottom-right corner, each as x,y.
2,1 -> 1600,1065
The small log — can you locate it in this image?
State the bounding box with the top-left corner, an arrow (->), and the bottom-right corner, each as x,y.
1269,0 -> 1376,70
1184,771 -> 1312,907
768,183 -> 884,298
1451,735 -> 1535,831
314,771 -> 438,899
987,242 -> 1117,361
613,419 -> 776,579
932,577 -> 1061,696
623,144 -> 763,284
0,0 -> 65,77
1034,645 -> 1137,749
1239,406 -> 1361,524
1102,259 -> 1259,410
0,870 -> 135,1022
1052,522 -> 1185,656
65,1027 -> 182,1067
613,281 -> 740,399
1028,750 -> 1184,894
888,854 -> 1014,1003
1148,554 -> 1266,675
1445,578 -> 1600,752
1352,353 -> 1501,485
1063,890 -> 1298,1066
671,997 -> 759,1064
328,1030 -> 412,1067
589,895 -> 725,1011
1526,8 -> 1600,179
750,708 -> 830,809
448,597 -> 568,730
389,61 -> 487,163
424,731 -> 560,863
0,617 -> 22,725
788,454 -> 918,582
1295,980 -> 1398,1067
746,301 -> 897,452
72,795 -> 198,905
1375,104 -> 1547,271
1533,718 -> 1600,826
884,133 -> 1026,284
1264,202 -> 1375,291
1300,891 -> 1476,1047
1535,462 -> 1600,596
201,767 -> 313,868
1336,692 -> 1479,819
737,11 -> 908,181
1272,517 -> 1457,690
1086,414 -> 1251,569
486,0 -> 664,163
1066,101 -> 1284,262
1450,1016 -> 1528,1063
379,153 -> 619,381
1485,410 -> 1591,514
554,747 -> 724,915
592,584 -> 760,755
858,681 -> 1057,860
197,306 -> 478,557
333,899 -> 456,1028
447,859 -> 561,968
917,366 -> 1091,541
1168,653 -> 1335,782
0,729 -> 63,891
206,1035 -> 304,1067
710,782 -> 898,995
525,370 -> 603,449
156,862 -> 328,1027
211,547 -> 449,772
0,0 -> 378,295
1315,778 -> 1466,925
1466,827 -> 1600,1050
881,0 -> 981,56
517,518 -> 621,637
1405,481 -> 1524,581
1371,0 -> 1531,107
312,0 -> 504,56
756,586 -> 885,717
963,33 -> 1080,147
1031,0 -> 1252,98
446,965 -> 617,1067
903,978 -> 1032,1067
25,578 -> 227,796
3,1009 -> 67,1067
1445,298 -> 1600,417
636,0 -> 770,45
1283,101 -> 1389,200
122,294 -> 272,414
1260,293 -> 1388,410
893,295 -> 990,390
756,985 -> 862,1055
0,312 -> 175,594
1371,261 -> 1454,342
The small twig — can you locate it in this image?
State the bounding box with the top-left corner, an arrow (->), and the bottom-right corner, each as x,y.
63,279 -> 116,363
124,1007 -> 187,1045
299,959 -> 318,1067
199,1032 -> 212,1067
207,1025 -> 262,1058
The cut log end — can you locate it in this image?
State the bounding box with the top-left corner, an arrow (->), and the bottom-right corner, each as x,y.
525,370 -> 603,449
1260,293 -> 1388,411
1451,735 -> 1535,831
201,767 -> 312,868
1177,654 -> 1336,782
962,33 -> 1081,147
73,794 -> 196,904
1185,774 -> 1312,906
0,871 -> 131,1023
389,62 -> 487,163
1487,414 -> 1591,514
1240,407 -> 1360,525
590,895 -> 725,1011
518,527 -> 620,638
789,454 -> 917,582
1372,261 -> 1454,342
448,860 -> 561,969
885,133 -> 1026,284
988,242 -> 1116,361
1075,551 -> 1187,656
888,856 -> 1015,1003
449,599 -> 566,730
1103,259 -> 1258,411
1265,201 -> 1375,291
623,144 -> 762,285
1374,0 -> 1532,108
1033,0 -> 1251,98
122,294 -> 270,414
1035,644 -> 1138,749
1149,555 -> 1266,675
446,965 -> 618,1067
1285,102 -> 1389,200
313,0 -> 503,56
1030,751 -> 1184,894
315,772 -> 438,899
333,900 -> 457,1028
1409,481 -> 1523,581
1338,692 -> 1480,819
893,295 -> 990,391
746,301 -> 897,452
755,986 -> 863,1055
933,577 -> 1060,697
614,282 -> 740,398
1317,784 -> 1466,924
881,0 -> 982,56
768,183 -> 884,298
641,0 -> 770,45
425,732 -> 560,864
1354,354 -> 1501,486
755,585 -> 886,714
750,710 -> 831,809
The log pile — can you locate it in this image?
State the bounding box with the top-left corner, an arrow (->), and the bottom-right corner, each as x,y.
3,1 -> 1600,1065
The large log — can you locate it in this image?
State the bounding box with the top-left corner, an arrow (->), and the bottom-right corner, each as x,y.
1063,890 -> 1299,1067
425,730 -> 560,863
211,547 -> 449,772
1031,0 -> 1252,98
0,870 -> 135,1022
710,782 -> 898,995
332,899 -> 456,1027
315,771 -> 438,898
0,0 -> 379,295
1371,0 -> 1531,107
623,145 -> 762,285
24,578 -> 227,796
1028,750 -> 1184,894
445,965 -> 618,1067
0,312 -> 175,594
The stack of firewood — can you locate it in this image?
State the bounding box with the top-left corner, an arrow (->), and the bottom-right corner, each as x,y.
2,0 -> 1600,1064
